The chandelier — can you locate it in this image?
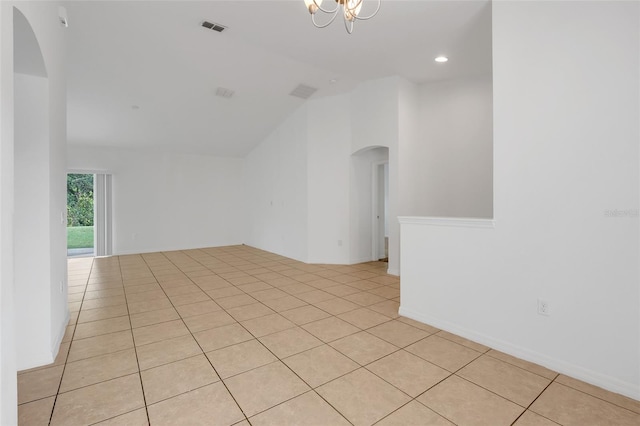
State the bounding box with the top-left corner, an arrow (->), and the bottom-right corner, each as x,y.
303,0 -> 381,34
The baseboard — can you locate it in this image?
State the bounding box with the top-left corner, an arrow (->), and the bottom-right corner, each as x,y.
398,306 -> 640,401
387,268 -> 399,276
51,309 -> 70,361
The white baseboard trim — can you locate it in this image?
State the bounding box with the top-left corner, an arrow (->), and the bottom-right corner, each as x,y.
387,268 -> 400,276
398,306 -> 640,401
51,309 -> 70,361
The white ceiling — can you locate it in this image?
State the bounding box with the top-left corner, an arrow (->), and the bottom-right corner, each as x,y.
64,0 -> 492,157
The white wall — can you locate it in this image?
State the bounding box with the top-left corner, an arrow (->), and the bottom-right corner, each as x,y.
307,95 -> 351,264
14,73 -> 52,367
1,2 -> 68,423
400,76 -> 493,218
68,145 -> 245,255
243,105 -> 309,261
400,0 -> 640,399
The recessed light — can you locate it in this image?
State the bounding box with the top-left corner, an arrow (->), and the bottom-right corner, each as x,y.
131,105 -> 140,110
329,79 -> 338,84
435,56 -> 448,63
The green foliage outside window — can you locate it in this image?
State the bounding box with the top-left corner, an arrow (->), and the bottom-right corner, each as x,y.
67,174 -> 94,226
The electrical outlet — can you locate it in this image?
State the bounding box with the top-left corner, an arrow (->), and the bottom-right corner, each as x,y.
537,298 -> 550,316
59,280 -> 64,293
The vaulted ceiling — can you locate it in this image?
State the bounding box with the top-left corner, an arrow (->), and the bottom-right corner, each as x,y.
64,0 -> 492,157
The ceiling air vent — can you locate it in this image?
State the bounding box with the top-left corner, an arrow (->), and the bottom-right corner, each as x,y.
201,21 -> 226,33
215,87 -> 235,99
289,84 -> 318,100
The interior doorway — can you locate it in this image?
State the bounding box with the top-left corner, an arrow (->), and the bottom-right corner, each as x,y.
373,161 -> 389,261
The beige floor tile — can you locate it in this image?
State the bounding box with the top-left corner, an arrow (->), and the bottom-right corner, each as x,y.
77,304 -> 129,324
330,274 -> 363,284
206,286 -> 245,299
18,365 -> 64,404
261,295 -> 308,312
84,288 -> 124,300
130,307 -> 180,329
436,330 -> 490,353
249,288 -> 288,302
125,290 -> 168,304
280,305 -> 331,325
216,294 -> 258,309
67,330 -> 134,362
323,284 -> 361,297
259,327 -> 323,359
376,400 -> 455,426
343,291 -> 386,306
283,345 -> 359,388
554,374 -> 640,414
307,278 -> 342,290
175,300 -> 222,318
193,323 -> 254,352
228,276 -> 262,286
161,284 -> 201,297
132,319 -> 190,346
224,362 -> 310,417
61,324 -> 75,343
317,368 -> 411,426
141,354 -> 219,404
94,408 -> 149,425
18,396 -> 55,426
337,307 -> 391,329
302,317 -> 360,343
124,283 -> 162,295
81,295 -> 127,310
60,349 -> 138,392
250,391 -> 350,426
406,335 -> 481,372
397,316 -> 441,334
182,310 -> 237,333
295,290 -> 335,304
368,350 -> 450,397
137,334 -> 202,370
51,374 -> 145,426
314,298 -> 360,315
513,410 -> 561,426
418,375 -> 524,426
148,381 -> 244,426
226,302 -> 275,321
73,316 -> 131,340
367,319 -> 430,347
236,281 -> 273,293
241,313 -> 296,338
367,286 -> 400,299
127,298 -> 173,315
458,355 -> 551,407
530,383 -> 640,426
206,339 -> 277,379
485,351 -> 557,380
330,331 -> 398,365
368,300 -> 401,318
168,291 -> 210,306
280,283 -> 316,295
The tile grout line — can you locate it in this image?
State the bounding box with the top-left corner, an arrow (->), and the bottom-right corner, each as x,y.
117,254 -> 152,426
47,257 -> 95,426
140,250 -> 254,425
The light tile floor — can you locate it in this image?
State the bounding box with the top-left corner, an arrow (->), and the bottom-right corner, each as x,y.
17,245 -> 640,425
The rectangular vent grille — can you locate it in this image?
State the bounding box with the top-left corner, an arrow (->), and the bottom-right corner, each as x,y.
215,87 -> 235,99
289,84 -> 318,100
202,21 -> 226,32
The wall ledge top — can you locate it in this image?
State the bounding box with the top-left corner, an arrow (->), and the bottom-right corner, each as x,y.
398,216 -> 495,229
